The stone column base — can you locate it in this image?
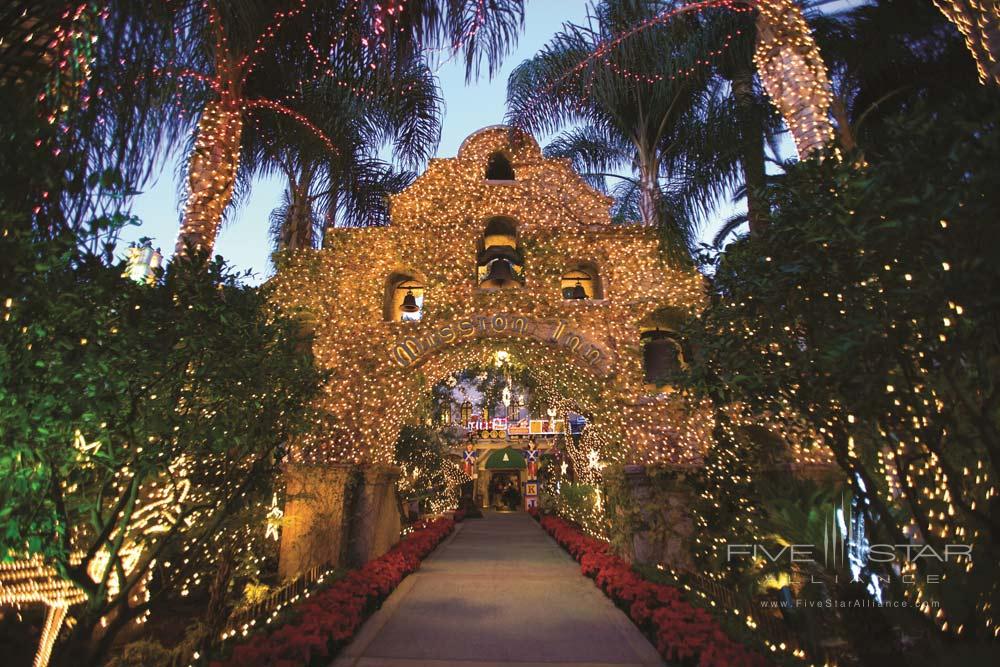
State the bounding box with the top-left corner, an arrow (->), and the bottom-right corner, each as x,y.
346,465 -> 402,567
622,464 -> 696,571
278,463 -> 356,580
279,464 -> 403,579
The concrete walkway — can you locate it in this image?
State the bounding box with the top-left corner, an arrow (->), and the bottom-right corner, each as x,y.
332,512 -> 664,667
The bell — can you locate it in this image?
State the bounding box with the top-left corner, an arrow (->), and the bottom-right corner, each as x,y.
400,288 -> 420,313
570,280 -> 587,300
482,258 -> 516,288
641,329 -> 681,385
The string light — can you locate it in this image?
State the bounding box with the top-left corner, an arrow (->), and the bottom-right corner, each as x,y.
932,0 -> 1000,86
753,0 -> 836,158
271,126 -> 711,470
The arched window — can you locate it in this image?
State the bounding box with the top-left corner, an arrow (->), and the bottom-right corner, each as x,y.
638,307 -> 689,387
561,264 -> 602,300
485,152 -> 515,180
384,272 -> 426,322
641,329 -> 684,386
477,216 -> 524,289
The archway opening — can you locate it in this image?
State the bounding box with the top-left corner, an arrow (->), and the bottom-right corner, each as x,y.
384,271 -> 426,321
485,152 -> 515,180
561,263 -> 603,300
477,217 -> 524,289
391,344 -> 601,518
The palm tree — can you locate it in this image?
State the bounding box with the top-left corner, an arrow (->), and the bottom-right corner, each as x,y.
173,0 -> 527,256
0,1 -> 195,255
268,158 -> 418,250
932,0 -> 1000,87
507,0 -> 743,259
753,0 -> 836,158
810,0 -> 981,162
709,7 -> 780,235
232,54 -> 441,253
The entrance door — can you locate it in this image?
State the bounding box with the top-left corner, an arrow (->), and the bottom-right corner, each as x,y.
488,471 -> 522,511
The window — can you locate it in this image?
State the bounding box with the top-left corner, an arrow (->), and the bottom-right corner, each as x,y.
485,152 -> 515,180
384,273 -> 425,321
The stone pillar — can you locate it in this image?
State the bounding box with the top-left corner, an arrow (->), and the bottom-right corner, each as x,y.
347,465 -> 402,567
622,465 -> 695,571
278,463 -> 355,580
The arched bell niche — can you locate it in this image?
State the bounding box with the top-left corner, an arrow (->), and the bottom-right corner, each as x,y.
477,216 -> 524,289
384,270 -> 427,322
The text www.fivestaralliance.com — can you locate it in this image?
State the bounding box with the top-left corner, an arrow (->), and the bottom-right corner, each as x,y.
760,599 -> 939,609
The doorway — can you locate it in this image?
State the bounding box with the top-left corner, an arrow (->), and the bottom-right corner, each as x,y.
488,471 -> 522,511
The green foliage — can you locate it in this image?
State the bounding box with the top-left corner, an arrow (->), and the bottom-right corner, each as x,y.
687,415 -> 773,591
394,424 -> 449,510
683,90 -> 1000,637
541,481 -> 608,540
0,221 -> 323,658
506,0 -> 750,258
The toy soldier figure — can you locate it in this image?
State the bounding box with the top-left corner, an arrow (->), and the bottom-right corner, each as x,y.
462,443 -> 478,478
525,438 -> 540,479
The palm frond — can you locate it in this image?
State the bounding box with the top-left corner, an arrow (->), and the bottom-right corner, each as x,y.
711,212 -> 748,249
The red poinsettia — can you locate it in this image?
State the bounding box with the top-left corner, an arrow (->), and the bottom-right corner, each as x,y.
538,515 -> 772,667
211,518 -> 454,667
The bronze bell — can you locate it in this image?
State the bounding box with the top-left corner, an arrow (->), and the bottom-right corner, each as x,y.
400,288 -> 420,313
483,258 -> 516,287
570,280 -> 587,300
641,329 -> 681,385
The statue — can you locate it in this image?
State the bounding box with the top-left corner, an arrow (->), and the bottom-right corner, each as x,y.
462,443 -> 478,478
525,438 -> 540,479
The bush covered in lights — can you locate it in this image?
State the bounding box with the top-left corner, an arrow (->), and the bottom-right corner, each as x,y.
394,424 -> 460,515
0,226 -> 324,665
681,91 -> 1000,643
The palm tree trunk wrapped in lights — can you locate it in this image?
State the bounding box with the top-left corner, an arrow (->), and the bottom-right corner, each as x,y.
754,0 -> 835,158
933,0 -> 1000,86
175,97 -> 244,255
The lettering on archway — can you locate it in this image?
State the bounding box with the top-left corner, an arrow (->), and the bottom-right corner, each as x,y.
388,313 -> 612,376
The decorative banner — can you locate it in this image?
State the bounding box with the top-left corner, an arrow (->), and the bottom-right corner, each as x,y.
466,417 -> 565,437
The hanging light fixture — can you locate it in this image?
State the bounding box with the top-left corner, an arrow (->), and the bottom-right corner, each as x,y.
400,287 -> 420,313
570,279 -> 587,300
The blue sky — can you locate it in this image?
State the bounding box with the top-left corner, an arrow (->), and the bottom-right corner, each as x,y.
123,0 -> 737,283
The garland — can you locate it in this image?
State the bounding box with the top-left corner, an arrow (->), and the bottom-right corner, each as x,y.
533,511 -> 772,667
209,518 -> 454,667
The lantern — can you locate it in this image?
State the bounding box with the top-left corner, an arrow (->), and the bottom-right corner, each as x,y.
125,243 -> 163,285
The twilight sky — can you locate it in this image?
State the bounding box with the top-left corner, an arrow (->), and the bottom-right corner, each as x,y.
122,0 -> 745,283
